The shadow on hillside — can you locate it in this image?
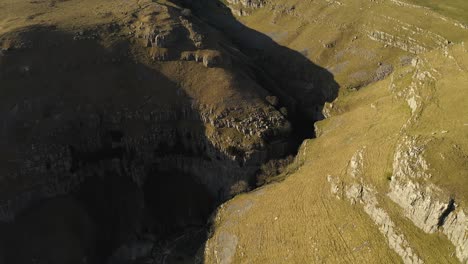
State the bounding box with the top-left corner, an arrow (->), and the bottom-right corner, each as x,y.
181,0 -> 339,140
0,1 -> 340,261
0,25 -> 262,264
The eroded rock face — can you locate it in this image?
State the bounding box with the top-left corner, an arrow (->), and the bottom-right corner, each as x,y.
0,1 -> 297,262
225,0 -> 266,16
443,210 -> 468,263
329,148 -> 424,264
329,135 -> 468,264
0,0 -> 294,220
209,231 -> 238,264
389,136 -> 468,263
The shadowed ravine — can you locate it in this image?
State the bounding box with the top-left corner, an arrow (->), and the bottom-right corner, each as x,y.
180,0 -> 339,139
0,2 -> 338,263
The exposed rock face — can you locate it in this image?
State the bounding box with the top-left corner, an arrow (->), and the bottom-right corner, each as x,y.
131,3 -> 231,67
0,0 -> 297,221
226,0 -> 266,16
389,136 -> 468,263
329,148 -> 424,264
204,198 -> 254,264
389,137 -> 442,233
0,1 -> 300,262
368,31 -> 428,54
209,231 -> 238,264
227,0 -> 266,9
345,181 -> 424,264
444,210 -> 468,263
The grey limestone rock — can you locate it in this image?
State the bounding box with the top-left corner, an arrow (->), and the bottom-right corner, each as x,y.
389,136 -> 468,263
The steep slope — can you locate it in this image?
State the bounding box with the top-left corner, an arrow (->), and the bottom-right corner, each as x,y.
0,0 -> 307,263
0,0 -> 467,263
206,42 -> 468,264
192,0 -> 468,90
201,0 -> 468,263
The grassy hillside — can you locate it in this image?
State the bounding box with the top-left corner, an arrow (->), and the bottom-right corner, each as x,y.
405,0 -> 468,24
0,0 -> 467,263
206,39 -> 468,264
205,0 -> 468,263
235,0 -> 468,89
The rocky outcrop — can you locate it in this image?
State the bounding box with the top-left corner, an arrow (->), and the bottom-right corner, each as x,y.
443,210 -> 468,263
388,136 -> 468,263
226,0 -> 266,16
366,14 -> 451,55
227,0 -> 266,9
180,49 -> 228,67
368,31 -> 428,54
0,2 -> 294,225
328,147 -> 424,264
0,99 -> 291,223
207,231 -> 238,264
129,3 -> 235,68
345,181 -> 424,264
204,198 -> 254,264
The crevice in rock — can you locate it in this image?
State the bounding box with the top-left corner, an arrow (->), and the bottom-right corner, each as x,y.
437,198 -> 456,227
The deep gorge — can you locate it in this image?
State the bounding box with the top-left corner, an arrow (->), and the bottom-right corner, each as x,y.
0,14 -> 334,262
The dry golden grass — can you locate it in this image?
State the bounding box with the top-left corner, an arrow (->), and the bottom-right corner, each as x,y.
238,0 -> 468,92
206,43 -> 468,263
